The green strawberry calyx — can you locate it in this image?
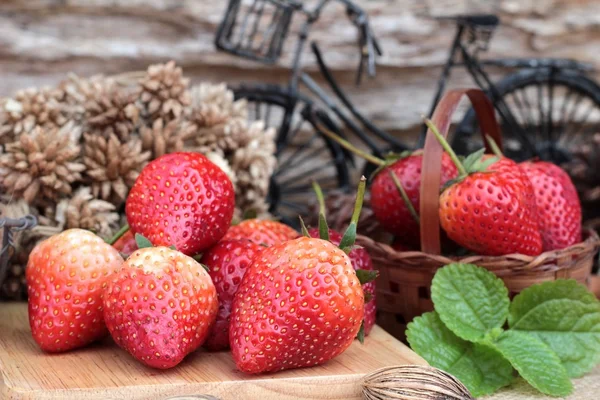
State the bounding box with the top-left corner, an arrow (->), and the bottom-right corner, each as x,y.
424,118 -> 498,189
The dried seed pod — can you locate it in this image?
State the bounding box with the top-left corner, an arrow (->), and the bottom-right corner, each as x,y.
362,365 -> 474,400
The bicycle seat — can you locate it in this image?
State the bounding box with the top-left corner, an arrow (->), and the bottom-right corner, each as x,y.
438,14 -> 500,28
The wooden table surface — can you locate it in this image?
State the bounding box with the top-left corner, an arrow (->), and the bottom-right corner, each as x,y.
0,303 -> 426,400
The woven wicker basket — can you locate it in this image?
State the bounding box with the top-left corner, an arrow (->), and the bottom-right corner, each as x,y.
356,88 -> 600,340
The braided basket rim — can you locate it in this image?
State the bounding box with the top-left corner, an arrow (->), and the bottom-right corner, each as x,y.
357,228 -> 600,274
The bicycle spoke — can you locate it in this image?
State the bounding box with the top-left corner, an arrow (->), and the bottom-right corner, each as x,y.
279,183 -> 314,195
254,100 -> 262,121
276,141 -> 329,176
280,200 -> 307,213
514,87 -> 539,141
556,88 -> 575,139
277,160 -> 337,187
275,129 -> 317,172
536,81 -> 546,142
508,90 -> 532,134
562,100 -> 595,145
265,102 -> 273,126
547,76 -> 555,150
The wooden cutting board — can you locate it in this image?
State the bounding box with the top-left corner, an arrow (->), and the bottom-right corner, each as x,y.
0,303 -> 425,400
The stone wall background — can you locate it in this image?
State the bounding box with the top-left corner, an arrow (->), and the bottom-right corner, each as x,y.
1,0 -> 599,138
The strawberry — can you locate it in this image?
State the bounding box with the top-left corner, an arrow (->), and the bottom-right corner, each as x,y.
428,120 -> 543,256
112,229 -> 137,258
370,153 -> 459,248
26,229 -> 124,352
103,246 -> 218,369
223,219 -> 299,247
125,152 -> 235,256
308,228 -> 376,336
200,239 -> 263,351
519,161 -> 582,250
230,237 -> 364,374
230,178 -> 376,374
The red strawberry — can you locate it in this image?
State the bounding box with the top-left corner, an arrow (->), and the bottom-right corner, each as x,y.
370,153 -> 458,248
428,120 -> 542,256
520,161 -> 582,250
125,152 -> 235,256
308,228 -> 376,336
26,229 -> 124,352
103,246 -> 218,369
112,230 -> 137,258
200,239 -> 263,351
230,178 -> 375,374
223,219 -> 299,247
229,237 -> 364,374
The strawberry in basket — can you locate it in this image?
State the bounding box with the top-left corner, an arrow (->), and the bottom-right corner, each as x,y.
426,119 -> 543,256
313,121 -> 458,250
520,161 -> 582,251
370,152 -> 459,249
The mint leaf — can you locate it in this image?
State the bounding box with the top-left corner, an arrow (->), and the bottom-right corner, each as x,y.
509,280 -> 600,377
406,312 -> 513,397
491,330 -> 572,396
431,263 -> 509,342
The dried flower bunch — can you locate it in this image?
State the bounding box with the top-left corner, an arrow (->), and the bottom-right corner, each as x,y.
0,61 -> 276,299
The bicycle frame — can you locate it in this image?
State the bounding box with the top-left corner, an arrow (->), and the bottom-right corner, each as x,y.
277,0 -> 412,158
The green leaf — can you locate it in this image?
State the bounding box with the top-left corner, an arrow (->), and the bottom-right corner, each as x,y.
356,269 -> 378,285
406,312 -> 514,397
356,321 -> 365,344
491,330 -> 572,396
431,263 -> 509,342
298,216 -> 310,238
479,155 -> 499,171
168,245 -> 177,250
134,234 -> 153,249
508,280 -> 600,377
364,291 -> 373,303
312,181 -> 330,241
462,148 -> 485,172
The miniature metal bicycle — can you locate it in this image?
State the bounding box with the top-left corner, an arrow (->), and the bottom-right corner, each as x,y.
215,0 -> 600,226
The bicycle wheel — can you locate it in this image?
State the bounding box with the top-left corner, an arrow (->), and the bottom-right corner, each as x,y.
453,68 -> 600,164
232,84 -> 351,226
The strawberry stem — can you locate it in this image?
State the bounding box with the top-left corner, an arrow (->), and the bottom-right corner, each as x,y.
424,118 -> 467,178
106,224 -> 130,246
485,135 -> 504,158
312,181 -> 330,242
389,170 -> 420,225
314,120 -> 385,167
339,176 -> 367,252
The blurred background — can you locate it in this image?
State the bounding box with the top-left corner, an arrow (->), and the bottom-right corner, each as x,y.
2,0 -> 599,139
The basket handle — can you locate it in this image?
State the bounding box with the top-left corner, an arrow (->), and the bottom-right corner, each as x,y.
419,89 -> 503,254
